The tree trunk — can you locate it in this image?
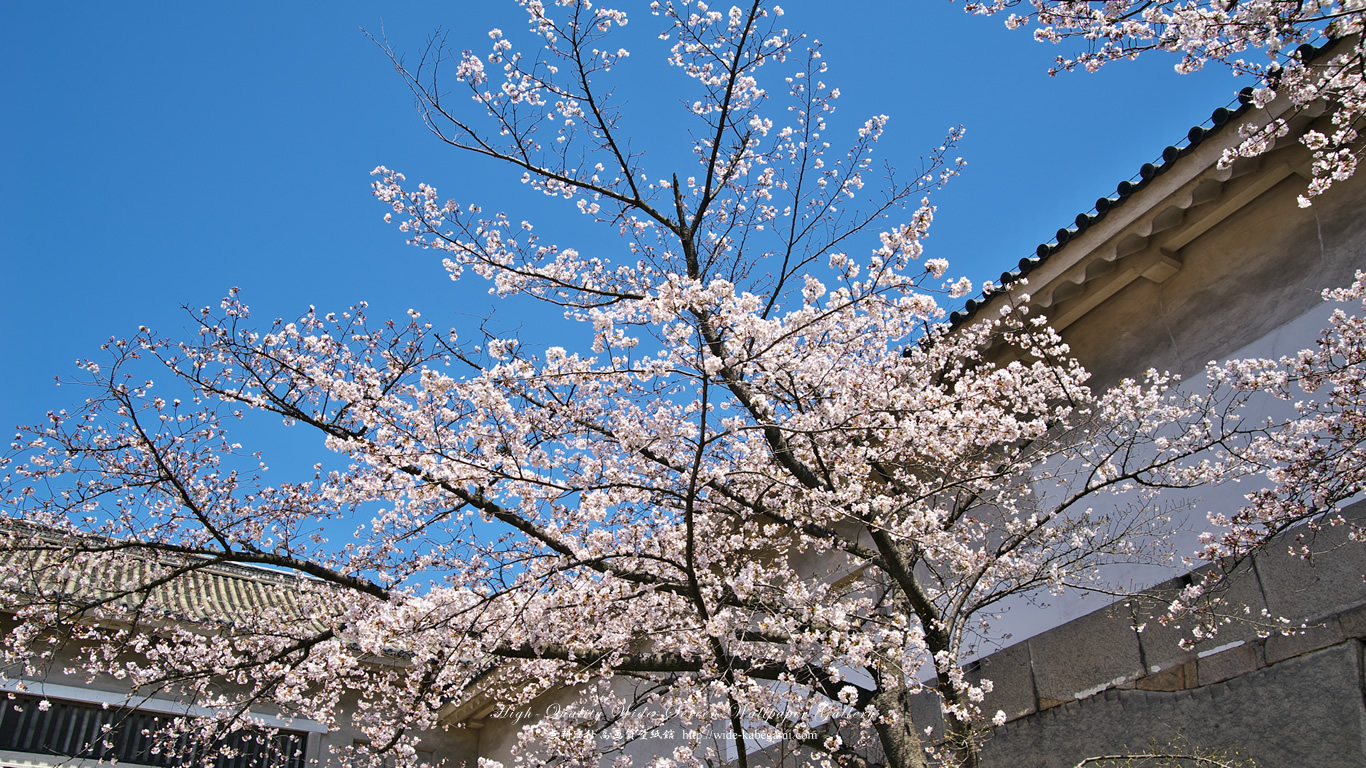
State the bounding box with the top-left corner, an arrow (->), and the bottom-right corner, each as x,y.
872,684 -> 931,768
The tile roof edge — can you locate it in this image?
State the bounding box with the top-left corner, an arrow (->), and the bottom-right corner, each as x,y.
0,516 -> 318,588
948,36 -> 1348,329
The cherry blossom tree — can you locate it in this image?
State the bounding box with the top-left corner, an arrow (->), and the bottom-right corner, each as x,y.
960,0 -> 1366,205
1200,274 -> 1366,560
1,3 -> 1359,768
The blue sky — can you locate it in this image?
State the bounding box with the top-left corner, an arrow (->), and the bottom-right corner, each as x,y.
2,1 -> 1242,437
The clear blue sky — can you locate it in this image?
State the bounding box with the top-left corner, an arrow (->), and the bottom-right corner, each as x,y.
2,1 -> 1241,436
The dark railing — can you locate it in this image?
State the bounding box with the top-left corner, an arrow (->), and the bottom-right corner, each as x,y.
0,692 -> 307,768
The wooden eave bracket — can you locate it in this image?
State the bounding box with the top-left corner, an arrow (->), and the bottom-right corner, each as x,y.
1043,159 -> 1295,332
1048,247 -> 1183,330
1142,249 -> 1183,284
1157,161 -> 1296,253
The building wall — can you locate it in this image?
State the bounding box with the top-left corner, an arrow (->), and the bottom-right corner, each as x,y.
928,111 -> 1366,765
1058,160 -> 1366,389
466,113 -> 1366,766
0,622 -> 479,768
11,101 -> 1359,768
950,499 -> 1366,767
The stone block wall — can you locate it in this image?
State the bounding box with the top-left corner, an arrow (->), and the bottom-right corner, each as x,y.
948,500 -> 1366,767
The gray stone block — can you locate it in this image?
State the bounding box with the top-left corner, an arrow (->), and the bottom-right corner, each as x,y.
967,640 -> 1036,721
980,642 -> 1366,768
1133,661 -> 1194,692
1131,558 -> 1271,675
1029,602 -> 1144,704
1191,558 -> 1274,644
1195,640 -> 1262,685
1253,499 -> 1366,621
906,686 -> 944,742
1127,577 -> 1200,674
1339,602 -> 1366,637
1263,620 -> 1346,664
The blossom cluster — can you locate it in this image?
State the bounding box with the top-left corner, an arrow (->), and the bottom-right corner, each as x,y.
2,4 -> 1361,768
966,0 -> 1366,204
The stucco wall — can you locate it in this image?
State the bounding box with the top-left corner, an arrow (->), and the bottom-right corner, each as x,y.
1057,156 -> 1366,389
951,154 -> 1366,761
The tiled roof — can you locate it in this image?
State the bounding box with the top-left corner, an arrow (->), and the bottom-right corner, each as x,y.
950,40 -> 1338,328
949,87 -> 1254,328
0,521 -> 331,632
